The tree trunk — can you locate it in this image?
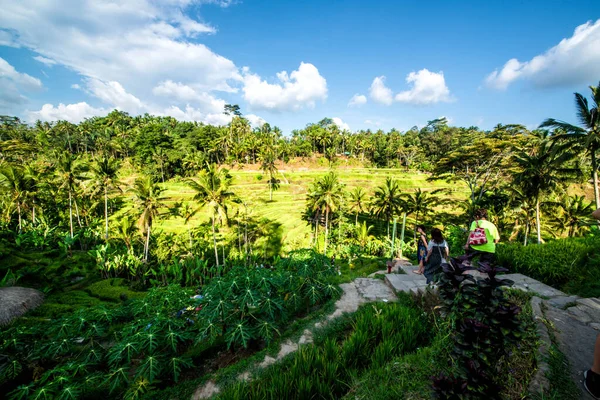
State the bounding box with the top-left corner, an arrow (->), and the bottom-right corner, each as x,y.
17,203 -> 22,233
535,198 -> 542,244
69,189 -> 74,238
104,186 -> 109,240
524,220 -> 529,246
144,223 -> 151,262
315,211 -> 320,252
324,206 -> 329,255
188,226 -> 193,251
269,178 -> 273,201
32,205 -> 36,226
355,211 -> 358,225
74,199 -> 82,227
212,215 -> 219,267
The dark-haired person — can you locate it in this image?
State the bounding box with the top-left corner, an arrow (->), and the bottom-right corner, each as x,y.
424,228 -> 449,284
583,209 -> 600,399
464,208 -> 500,264
413,225 -> 428,275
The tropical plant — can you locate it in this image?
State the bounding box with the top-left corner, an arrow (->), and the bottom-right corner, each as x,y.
348,187 -> 367,224
512,140 -> 580,243
549,195 -> 595,237
90,155 -> 121,240
370,177 -> 403,238
402,188 -> 442,239
188,164 -> 235,267
0,165 -> 36,233
131,176 -> 166,262
260,148 -> 279,201
307,172 -> 345,254
541,82 -> 600,209
55,151 -> 87,238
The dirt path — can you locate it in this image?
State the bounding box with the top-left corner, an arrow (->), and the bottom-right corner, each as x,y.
191,277 -> 397,399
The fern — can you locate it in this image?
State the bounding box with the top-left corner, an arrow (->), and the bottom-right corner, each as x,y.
257,320 -> 280,344
124,378 -> 151,400
8,383 -> 34,400
57,386 -> 79,400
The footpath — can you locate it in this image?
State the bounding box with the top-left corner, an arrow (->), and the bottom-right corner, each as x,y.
193,261 -> 598,399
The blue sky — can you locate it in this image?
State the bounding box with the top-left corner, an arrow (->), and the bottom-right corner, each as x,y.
0,0 -> 599,134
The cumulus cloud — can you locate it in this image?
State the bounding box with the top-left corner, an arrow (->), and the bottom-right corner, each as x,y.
395,69 -> 453,104
369,76 -> 393,105
84,78 -> 145,113
332,117 -> 350,131
368,70 -> 453,105
27,102 -> 107,123
242,62 -> 327,111
0,57 -> 43,112
348,93 -> 367,107
152,80 -> 225,113
246,114 -> 266,128
0,0 -> 241,118
485,19 -> 600,90
33,56 -> 57,66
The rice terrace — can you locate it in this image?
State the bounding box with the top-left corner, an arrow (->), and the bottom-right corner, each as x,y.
1,1 -> 600,399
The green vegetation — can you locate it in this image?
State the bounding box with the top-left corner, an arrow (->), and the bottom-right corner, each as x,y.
216,299 -> 429,399
1,83 -> 598,398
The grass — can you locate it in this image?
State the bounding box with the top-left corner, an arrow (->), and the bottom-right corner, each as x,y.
140,168 -> 467,252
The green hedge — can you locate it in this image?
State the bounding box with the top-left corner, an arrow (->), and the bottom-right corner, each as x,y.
496,236 -> 600,297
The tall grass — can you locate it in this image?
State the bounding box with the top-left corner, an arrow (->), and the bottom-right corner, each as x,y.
216,299 -> 429,400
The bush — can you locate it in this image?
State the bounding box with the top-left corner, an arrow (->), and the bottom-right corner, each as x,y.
86,278 -> 146,302
496,236 -> 600,294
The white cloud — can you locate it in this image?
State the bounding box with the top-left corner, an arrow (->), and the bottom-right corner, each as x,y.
348,93 -> 367,107
152,80 -> 225,113
33,56 -> 57,66
395,69 -> 453,104
485,19 -> 600,90
246,114 -> 266,128
369,76 -> 393,105
0,0 -> 241,116
83,78 -> 145,113
364,119 -> 381,127
242,62 -> 327,111
71,84 -> 81,89
27,102 -> 107,123
0,57 -> 43,112
332,117 -> 350,131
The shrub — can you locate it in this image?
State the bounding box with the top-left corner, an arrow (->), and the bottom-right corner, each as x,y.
496,236 -> 600,292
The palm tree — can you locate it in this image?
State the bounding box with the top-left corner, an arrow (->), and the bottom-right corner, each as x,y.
348,187 -> 367,224
508,187 -> 536,246
355,221 -> 375,247
310,172 -> 345,254
90,155 -> 121,240
402,188 -> 442,240
549,195 -> 595,237
188,164 -> 235,267
180,202 -> 198,251
0,165 -> 34,233
371,177 -> 403,238
131,176 -> 165,262
512,140 -> 580,244
540,82 -> 600,209
55,152 -> 87,238
260,148 -> 279,201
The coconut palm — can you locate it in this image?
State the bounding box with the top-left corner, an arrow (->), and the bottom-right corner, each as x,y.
188,164 -> 235,267
131,176 -> 165,262
402,188 -> 443,240
90,155 -> 121,240
512,140 -> 580,244
540,82 -> 600,209
309,172 -> 345,254
260,148 -> 279,201
549,195 -> 595,237
348,187 -> 367,224
0,165 -> 35,233
371,177 -> 404,238
55,152 -> 87,238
